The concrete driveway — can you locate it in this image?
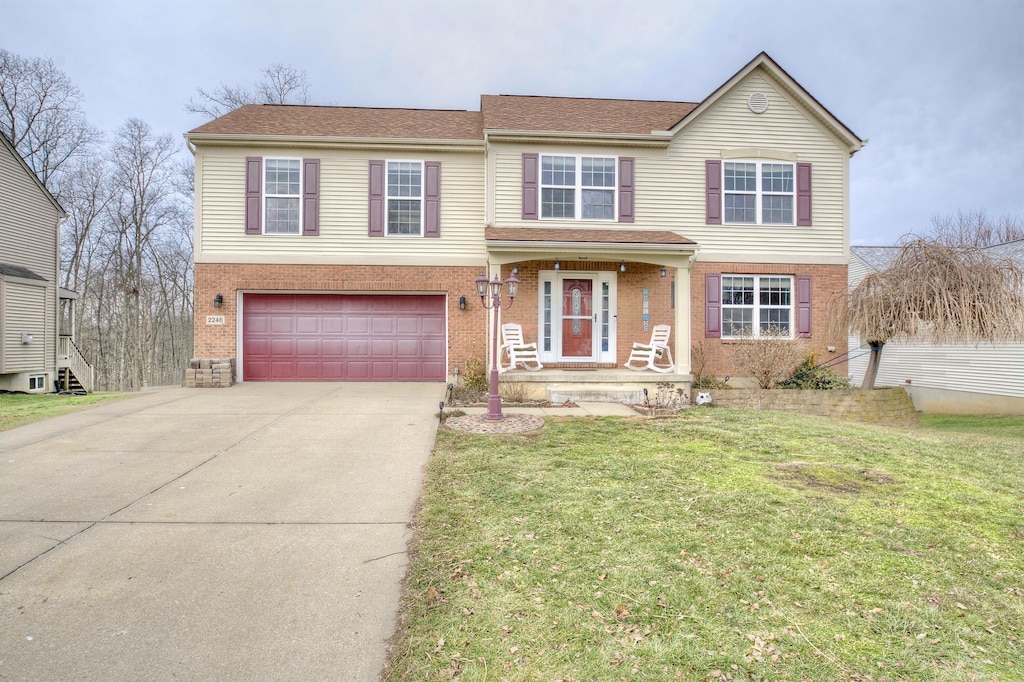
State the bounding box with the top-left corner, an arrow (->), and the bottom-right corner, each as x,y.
0,382 -> 444,681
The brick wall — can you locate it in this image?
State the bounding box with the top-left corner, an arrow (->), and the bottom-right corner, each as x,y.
690,261 -> 848,379
496,261 -> 674,366
194,263 -> 487,378
706,387 -> 919,428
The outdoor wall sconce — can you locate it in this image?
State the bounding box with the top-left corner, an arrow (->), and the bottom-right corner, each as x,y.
660,268 -> 667,278
459,295 -> 467,310
512,264 -> 519,275
619,262 -> 627,272
213,294 -> 224,308
553,260 -> 560,270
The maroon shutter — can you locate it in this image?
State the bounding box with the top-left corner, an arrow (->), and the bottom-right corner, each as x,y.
705,273 -> 722,338
705,160 -> 722,224
368,160 -> 385,236
796,163 -> 812,226
522,153 -> 538,220
618,157 -> 635,223
424,161 -> 441,237
302,158 -> 319,236
245,157 -> 262,234
796,274 -> 812,337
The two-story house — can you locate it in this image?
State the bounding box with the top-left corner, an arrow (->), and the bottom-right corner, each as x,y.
185,53 -> 863,396
1,133 -> 80,393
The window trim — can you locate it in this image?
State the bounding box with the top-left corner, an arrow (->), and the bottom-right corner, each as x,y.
539,154 -> 618,221
385,159 -> 425,237
262,157 -> 303,235
722,160 -> 795,226
720,274 -> 795,339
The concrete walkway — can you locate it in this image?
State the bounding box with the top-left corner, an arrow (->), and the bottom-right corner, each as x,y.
0,382 -> 445,681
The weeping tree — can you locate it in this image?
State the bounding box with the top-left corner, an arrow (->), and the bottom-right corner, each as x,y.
844,236 -> 1024,390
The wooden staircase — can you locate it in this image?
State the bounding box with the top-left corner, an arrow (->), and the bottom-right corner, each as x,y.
57,336 -> 95,393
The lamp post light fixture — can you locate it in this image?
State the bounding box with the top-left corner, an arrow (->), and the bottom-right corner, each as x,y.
475,269 -> 520,421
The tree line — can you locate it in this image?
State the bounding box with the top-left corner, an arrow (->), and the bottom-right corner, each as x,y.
2,50 -> 308,391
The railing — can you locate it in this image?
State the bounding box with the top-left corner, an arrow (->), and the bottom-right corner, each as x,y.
57,336 -> 95,393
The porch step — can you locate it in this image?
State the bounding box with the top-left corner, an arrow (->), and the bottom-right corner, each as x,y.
57,367 -> 86,394
498,368 -> 692,404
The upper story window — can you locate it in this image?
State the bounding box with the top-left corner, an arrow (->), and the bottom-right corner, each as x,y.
387,161 -> 424,236
705,160 -> 810,227
244,156 -> 319,236
721,275 -> 793,338
724,161 -> 793,225
264,158 -> 302,234
540,155 -> 617,220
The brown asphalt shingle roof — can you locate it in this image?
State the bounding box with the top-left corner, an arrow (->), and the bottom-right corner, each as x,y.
188,104 -> 484,140
485,227 -> 696,245
187,96 -> 699,140
480,95 -> 697,135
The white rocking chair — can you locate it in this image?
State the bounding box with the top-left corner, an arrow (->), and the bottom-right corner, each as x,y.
498,323 -> 543,373
625,325 -> 675,373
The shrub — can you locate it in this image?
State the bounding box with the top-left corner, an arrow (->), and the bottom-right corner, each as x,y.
461,357 -> 489,393
728,330 -> 808,389
778,353 -> 851,390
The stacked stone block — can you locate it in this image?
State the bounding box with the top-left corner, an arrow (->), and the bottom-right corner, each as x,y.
185,358 -> 236,388
706,387 -> 919,427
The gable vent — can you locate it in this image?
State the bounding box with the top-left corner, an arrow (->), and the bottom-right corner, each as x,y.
747,92 -> 769,114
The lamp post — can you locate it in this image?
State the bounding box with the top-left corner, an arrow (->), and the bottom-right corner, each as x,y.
476,270 -> 519,421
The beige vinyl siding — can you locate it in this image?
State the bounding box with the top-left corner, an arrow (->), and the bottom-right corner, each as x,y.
665,72 -> 848,261
491,70 -> 849,265
848,340 -> 1024,399
0,145 -> 60,281
1,280 -> 48,372
196,147 -> 486,264
1,141 -> 60,377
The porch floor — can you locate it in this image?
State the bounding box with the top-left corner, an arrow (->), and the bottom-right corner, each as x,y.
494,367 -> 693,404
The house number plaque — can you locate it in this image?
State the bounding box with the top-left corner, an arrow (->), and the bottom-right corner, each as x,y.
206,315 -> 226,325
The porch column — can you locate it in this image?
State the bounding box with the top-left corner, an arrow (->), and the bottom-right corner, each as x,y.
672,260 -> 692,376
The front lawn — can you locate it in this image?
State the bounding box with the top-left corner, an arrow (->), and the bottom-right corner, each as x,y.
0,392 -> 126,431
386,410 -> 1023,681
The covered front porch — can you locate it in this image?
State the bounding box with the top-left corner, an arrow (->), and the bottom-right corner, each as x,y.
479,227 -> 699,401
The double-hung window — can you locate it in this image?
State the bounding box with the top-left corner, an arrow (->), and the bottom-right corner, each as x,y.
387,161 -> 423,236
540,155 -> 616,220
264,158 -> 302,234
723,161 -> 794,225
721,275 -> 793,338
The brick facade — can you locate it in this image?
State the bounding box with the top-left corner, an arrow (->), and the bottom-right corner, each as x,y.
193,260 -> 848,384
689,261 -> 848,379
194,263 -> 487,379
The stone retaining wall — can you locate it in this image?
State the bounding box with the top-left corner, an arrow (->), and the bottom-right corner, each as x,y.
705,387 -> 919,427
185,358 -> 236,388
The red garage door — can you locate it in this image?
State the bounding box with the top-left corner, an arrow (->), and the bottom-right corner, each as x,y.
242,294 -> 446,381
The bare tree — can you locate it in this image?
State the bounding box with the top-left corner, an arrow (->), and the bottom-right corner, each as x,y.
105,119 -> 181,390
60,154 -> 112,292
185,63 -> 311,119
0,48 -> 101,192
929,209 -> 1024,247
844,236 -> 1024,390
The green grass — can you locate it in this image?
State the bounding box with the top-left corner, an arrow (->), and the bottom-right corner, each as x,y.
386,411 -> 1024,681
0,392 -> 127,431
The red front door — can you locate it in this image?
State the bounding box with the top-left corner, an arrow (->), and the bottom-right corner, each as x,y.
561,279 -> 593,359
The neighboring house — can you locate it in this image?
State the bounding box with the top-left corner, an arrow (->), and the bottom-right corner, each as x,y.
185,53 -> 864,396
0,133 -> 92,393
849,242 -> 1024,415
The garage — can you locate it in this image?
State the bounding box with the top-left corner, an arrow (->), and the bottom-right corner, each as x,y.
242,293 -> 446,381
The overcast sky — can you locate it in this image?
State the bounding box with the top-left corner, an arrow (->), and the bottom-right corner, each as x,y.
2,0 -> 1021,245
